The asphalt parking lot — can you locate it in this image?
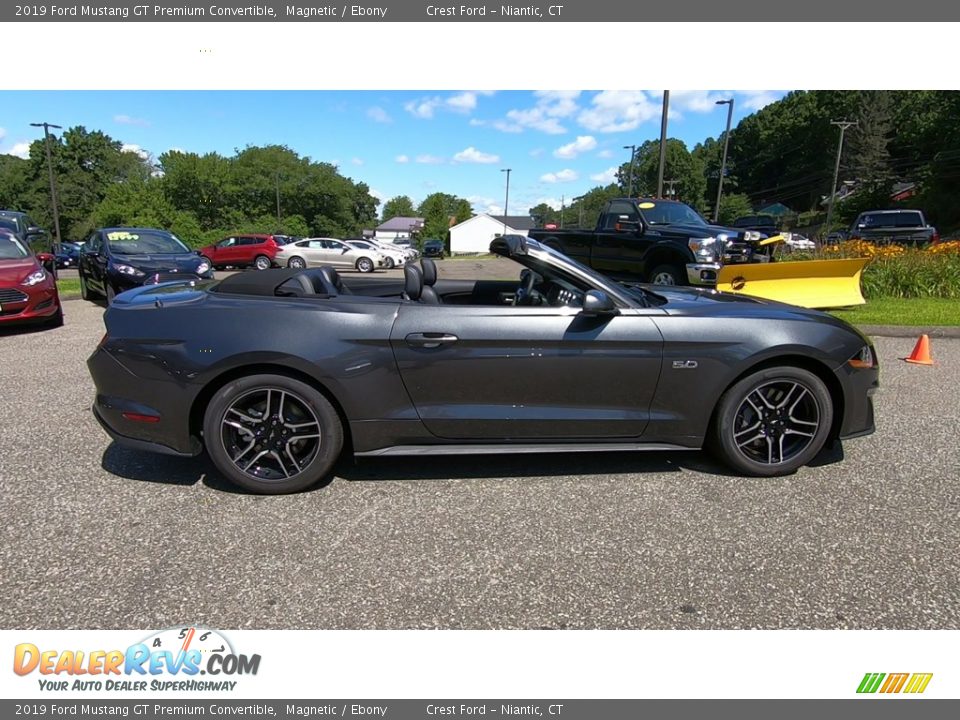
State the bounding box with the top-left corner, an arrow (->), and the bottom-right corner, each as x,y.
1,288 -> 958,629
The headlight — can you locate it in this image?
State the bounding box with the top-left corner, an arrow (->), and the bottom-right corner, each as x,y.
196,260 -> 211,274
688,237 -> 718,259
113,263 -> 145,277
21,269 -> 47,286
743,231 -> 761,242
848,345 -> 877,369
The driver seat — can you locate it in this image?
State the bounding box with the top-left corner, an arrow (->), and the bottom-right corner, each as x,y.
402,264 -> 423,301
419,258 -> 440,304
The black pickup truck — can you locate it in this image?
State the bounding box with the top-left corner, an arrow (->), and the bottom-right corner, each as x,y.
846,209 -> 940,247
527,198 -> 772,286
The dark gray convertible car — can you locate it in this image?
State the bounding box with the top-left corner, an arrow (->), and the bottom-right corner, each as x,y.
88,236 -> 877,494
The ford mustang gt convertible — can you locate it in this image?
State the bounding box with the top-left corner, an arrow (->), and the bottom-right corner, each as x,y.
88,236 -> 878,494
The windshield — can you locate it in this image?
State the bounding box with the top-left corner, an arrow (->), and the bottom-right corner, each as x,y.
0,235 -> 30,260
639,201 -> 708,226
0,218 -> 19,234
857,212 -> 924,229
105,230 -> 190,255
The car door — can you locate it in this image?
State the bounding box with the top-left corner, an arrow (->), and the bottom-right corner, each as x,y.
323,239 -> 353,268
590,200 -> 652,276
390,302 -> 664,440
82,232 -> 108,294
210,237 -> 237,266
298,240 -> 328,266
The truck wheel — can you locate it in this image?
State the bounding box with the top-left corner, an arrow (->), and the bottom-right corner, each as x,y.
648,264 -> 685,285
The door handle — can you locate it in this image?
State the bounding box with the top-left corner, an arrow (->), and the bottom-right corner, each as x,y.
405,332 -> 459,349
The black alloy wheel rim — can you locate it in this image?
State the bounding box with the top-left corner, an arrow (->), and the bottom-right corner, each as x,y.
732,379 -> 821,466
220,387 -> 322,482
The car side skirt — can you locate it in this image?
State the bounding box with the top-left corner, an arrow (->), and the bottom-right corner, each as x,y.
356,442 -> 694,457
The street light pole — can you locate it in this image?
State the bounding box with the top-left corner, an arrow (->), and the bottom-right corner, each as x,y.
30,121 -> 63,244
500,168 -> 511,236
825,120 -> 857,237
712,98 -> 734,223
623,144 -> 636,197
657,91 -> 670,198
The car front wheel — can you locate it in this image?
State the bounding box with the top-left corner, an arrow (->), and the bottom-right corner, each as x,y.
79,272 -> 92,301
254,255 -> 272,270
711,366 -> 833,477
384,256 -> 395,269
356,257 -> 374,273
202,374 -> 344,494
647,263 -> 685,285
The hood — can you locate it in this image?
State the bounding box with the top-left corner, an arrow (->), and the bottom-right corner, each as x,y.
655,222 -> 755,241
111,253 -> 208,273
0,257 -> 41,285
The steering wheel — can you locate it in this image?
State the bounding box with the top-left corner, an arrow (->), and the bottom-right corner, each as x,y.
514,269 -> 543,306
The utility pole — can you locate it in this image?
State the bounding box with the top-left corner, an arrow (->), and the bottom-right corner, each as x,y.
825,120 -> 857,237
657,91 -> 670,198
275,172 -> 281,227
500,168 -> 511,235
712,98 -> 734,222
622,144 -> 636,197
560,195 -> 565,229
30,122 -> 63,244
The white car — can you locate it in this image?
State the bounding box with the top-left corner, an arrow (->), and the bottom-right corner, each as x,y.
347,239 -> 405,269
275,237 -> 386,273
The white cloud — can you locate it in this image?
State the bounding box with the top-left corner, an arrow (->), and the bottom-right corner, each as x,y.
554,135 -> 597,159
369,188 -> 386,203
121,143 -> 150,160
114,114 -> 149,126
590,167 -> 619,183
469,118 -> 486,127
405,91 -> 489,119
540,169 -> 579,183
367,106 -> 392,123
529,148 -> 544,157
495,90 -> 581,135
453,146 -> 499,164
597,149 -> 614,158
415,154 -> 445,165
4,142 -> 30,159
0,127 -> 6,142
668,90 -> 734,115
740,90 -> 783,111
578,90 -> 660,133
467,195 -> 503,215
351,157 -> 364,166
534,197 -> 564,211
395,154 -> 410,163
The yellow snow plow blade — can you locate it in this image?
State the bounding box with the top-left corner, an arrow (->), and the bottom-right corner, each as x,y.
716,258 -> 868,309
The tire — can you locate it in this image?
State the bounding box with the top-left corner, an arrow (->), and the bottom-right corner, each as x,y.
79,272 -> 92,301
202,374 -> 344,495
254,255 -> 272,270
647,263 -> 685,286
46,304 -> 64,328
710,366 -> 833,477
105,284 -> 116,306
287,256 -> 306,269
384,256 -> 395,270
356,257 -> 374,273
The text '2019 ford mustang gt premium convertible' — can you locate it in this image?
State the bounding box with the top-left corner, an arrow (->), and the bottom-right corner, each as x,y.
88,235 -> 878,494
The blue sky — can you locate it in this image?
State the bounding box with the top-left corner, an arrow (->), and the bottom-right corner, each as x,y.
0,90 -> 786,217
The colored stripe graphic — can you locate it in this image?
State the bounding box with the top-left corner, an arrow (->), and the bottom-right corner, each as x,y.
904,673 -> 933,694
857,673 -> 885,693
880,673 -> 909,693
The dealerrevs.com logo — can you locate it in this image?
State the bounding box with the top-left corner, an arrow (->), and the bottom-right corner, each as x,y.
857,673 -> 933,695
13,627 -> 261,692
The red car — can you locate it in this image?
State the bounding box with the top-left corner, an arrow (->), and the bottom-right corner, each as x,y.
198,234 -> 280,270
0,230 -> 62,328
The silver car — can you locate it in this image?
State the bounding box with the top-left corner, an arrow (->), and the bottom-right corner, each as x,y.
275,237 -> 385,273
347,239 -> 406,269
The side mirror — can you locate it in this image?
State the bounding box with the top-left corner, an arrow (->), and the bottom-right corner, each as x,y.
581,290 -> 618,317
25,227 -> 46,239
614,220 -> 643,235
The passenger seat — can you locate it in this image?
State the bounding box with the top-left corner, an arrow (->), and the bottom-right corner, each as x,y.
419,258 -> 440,304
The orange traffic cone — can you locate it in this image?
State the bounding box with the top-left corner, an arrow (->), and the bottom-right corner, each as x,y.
904,334 -> 934,365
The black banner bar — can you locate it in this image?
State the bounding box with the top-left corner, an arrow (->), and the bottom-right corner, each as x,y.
2,700 -> 959,719
5,0 -> 960,22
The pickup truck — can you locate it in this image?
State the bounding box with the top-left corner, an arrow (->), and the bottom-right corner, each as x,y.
847,209 -> 940,246
527,198 -> 772,286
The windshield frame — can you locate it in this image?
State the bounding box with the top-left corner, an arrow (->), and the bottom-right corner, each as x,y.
105,229 -> 191,256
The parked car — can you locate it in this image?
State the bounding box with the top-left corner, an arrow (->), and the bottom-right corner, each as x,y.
275,237 -> 385,273
198,234 -> 281,270
346,239 -> 406,268
422,239 -> 445,258
88,235 -> 878,494
0,210 -> 51,253
391,238 -> 420,259
0,229 -> 62,327
732,214 -> 780,235
54,242 -> 82,269
848,209 -> 939,246
78,227 -> 214,305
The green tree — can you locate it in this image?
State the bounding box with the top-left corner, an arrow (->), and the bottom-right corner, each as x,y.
528,202 -> 557,227
565,184 -> 623,229
417,192 -> 473,245
618,139 -> 707,211
381,195 -> 416,223
716,193 -> 754,226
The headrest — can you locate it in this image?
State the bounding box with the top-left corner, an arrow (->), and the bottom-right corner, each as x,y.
403,264 -> 423,301
420,257 -> 437,286
276,273 -> 317,297
318,266 -> 345,294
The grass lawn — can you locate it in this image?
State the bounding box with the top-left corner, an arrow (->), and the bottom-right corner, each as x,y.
829,297 -> 959,326
56,278 -> 81,298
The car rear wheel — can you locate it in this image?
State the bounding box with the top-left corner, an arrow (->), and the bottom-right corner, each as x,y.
203,374 -> 343,495
287,256 -> 306,269
254,255 -> 272,270
647,263 -> 685,285
356,257 -> 374,273
710,366 -> 832,477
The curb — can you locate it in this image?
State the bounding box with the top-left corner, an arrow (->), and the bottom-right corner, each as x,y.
858,325 -> 960,339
